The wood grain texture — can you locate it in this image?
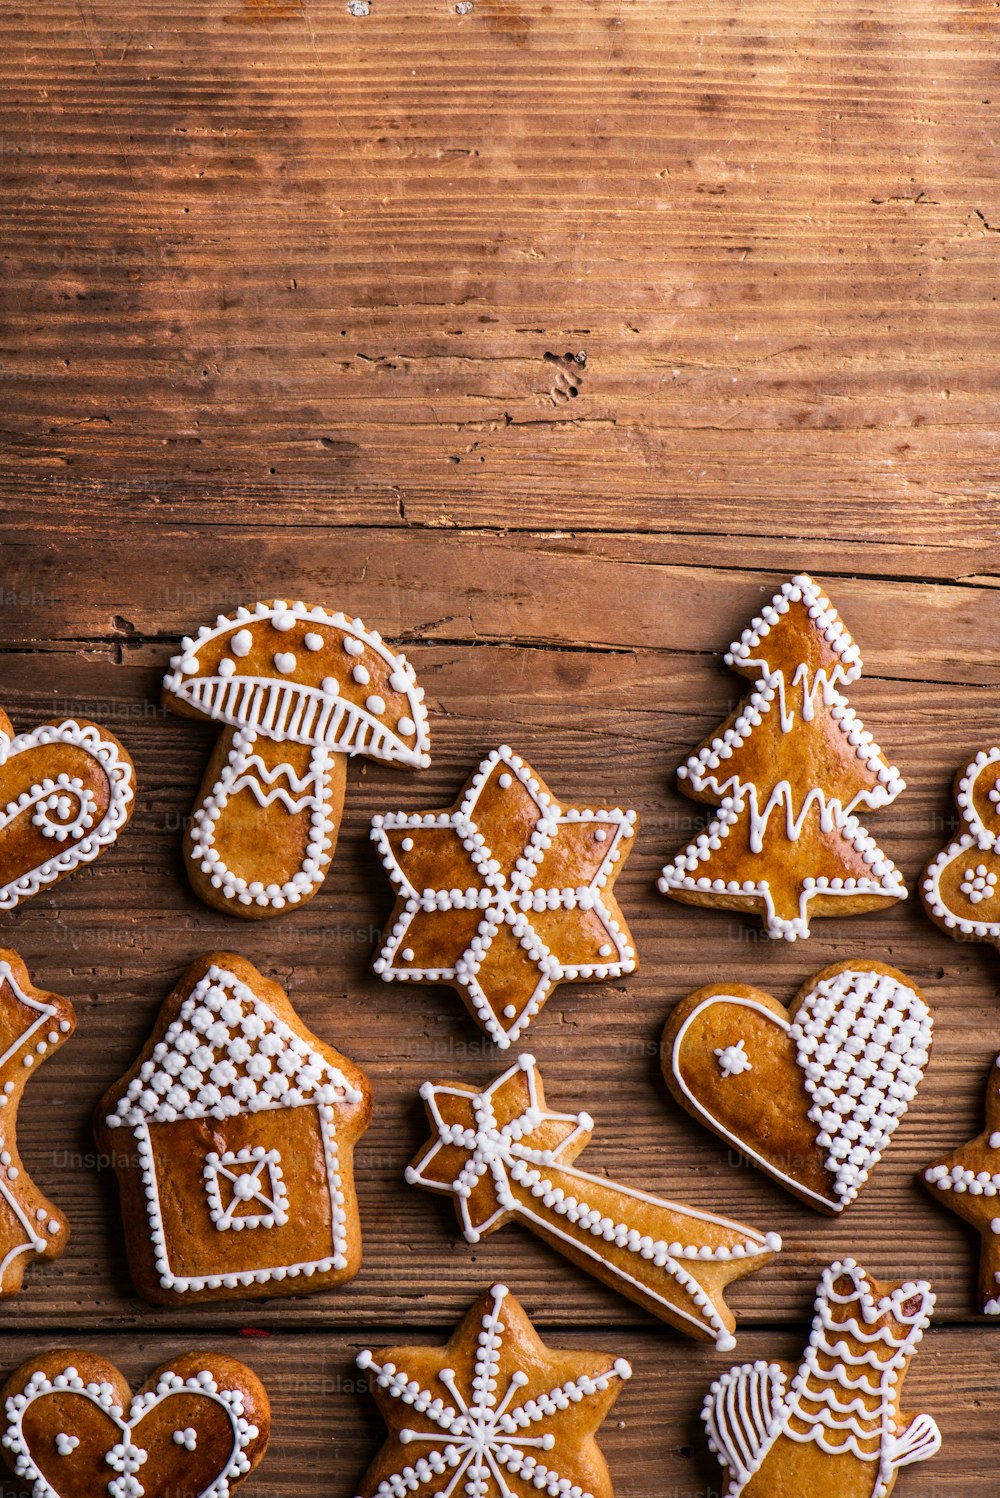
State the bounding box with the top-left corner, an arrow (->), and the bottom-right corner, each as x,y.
2,0 -> 999,1491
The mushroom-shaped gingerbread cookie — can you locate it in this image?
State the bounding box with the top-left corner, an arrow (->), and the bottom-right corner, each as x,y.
163,601 -> 430,918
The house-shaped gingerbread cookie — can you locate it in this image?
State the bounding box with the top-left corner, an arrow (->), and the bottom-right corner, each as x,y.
95,953 -> 371,1304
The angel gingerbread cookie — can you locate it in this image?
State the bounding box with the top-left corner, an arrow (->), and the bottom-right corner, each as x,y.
354,1283 -> 632,1498
921,747 -> 1000,951
662,960 -> 932,1213
658,574 -> 907,940
371,744 -> 638,1048
702,1259 -> 941,1498
924,1053 -> 1000,1314
0,951 -> 75,1296
163,599 -> 430,918
405,1053 -> 780,1349
1,1349 -> 270,1498
0,708 -> 134,911
96,952 -> 371,1304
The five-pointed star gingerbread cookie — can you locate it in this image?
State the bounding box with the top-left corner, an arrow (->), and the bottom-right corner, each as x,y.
354,1283 -> 632,1498
371,745 -> 638,1048
924,1054 -> 1000,1314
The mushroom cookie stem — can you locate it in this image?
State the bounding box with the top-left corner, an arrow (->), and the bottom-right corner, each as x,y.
186,729 -> 347,918
163,600 -> 430,920
405,1053 -> 781,1350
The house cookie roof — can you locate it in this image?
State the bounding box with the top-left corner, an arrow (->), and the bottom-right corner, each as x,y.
105,964 -> 362,1128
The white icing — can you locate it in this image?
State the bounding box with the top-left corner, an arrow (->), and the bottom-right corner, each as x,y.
923,747 -> 1000,941
671,969 -> 931,1211
274,652 -> 296,675
174,1428 -> 198,1450
372,746 -> 638,1049
104,964 -> 361,1294
304,633 -> 323,652
355,1284 -> 631,1498
0,722 -> 134,911
231,629 -> 253,656
714,1040 -> 751,1079
3,1365 -> 260,1498
406,1055 -> 781,1350
204,1147 -> 288,1230
702,1260 -> 940,1498
659,575 -> 906,940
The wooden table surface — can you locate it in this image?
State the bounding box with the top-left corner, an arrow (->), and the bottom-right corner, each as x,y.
3,0 -> 1000,1492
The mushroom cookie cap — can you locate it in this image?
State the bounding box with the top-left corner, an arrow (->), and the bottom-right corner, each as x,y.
163,600 -> 430,768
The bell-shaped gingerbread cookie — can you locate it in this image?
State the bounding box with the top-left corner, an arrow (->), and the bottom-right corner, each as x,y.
163,600 -> 430,918
922,747 -> 1000,950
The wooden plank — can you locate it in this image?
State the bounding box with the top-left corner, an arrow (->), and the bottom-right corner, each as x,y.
0,1324 -> 991,1497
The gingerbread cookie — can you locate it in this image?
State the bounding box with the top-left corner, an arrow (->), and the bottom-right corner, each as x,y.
662,960 -> 932,1214
702,1259 -> 941,1498
163,600 -> 430,919
0,710 -> 134,911
1,1349 -> 269,1498
921,747 -> 1000,951
406,1053 -> 780,1349
355,1283 -> 632,1498
372,745 -> 638,1048
0,952 -> 75,1295
658,574 -> 906,940
96,952 -> 371,1304
924,1053 -> 1000,1314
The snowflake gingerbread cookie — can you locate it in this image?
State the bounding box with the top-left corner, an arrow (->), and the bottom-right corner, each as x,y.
924,1053 -> 1000,1315
354,1283 -> 631,1498
163,600 -> 430,919
702,1259 -> 941,1498
658,574 -> 907,940
921,747 -> 1000,952
1,1349 -> 270,1498
371,745 -> 638,1048
406,1053 -> 780,1349
0,707 -> 134,912
0,951 -> 76,1296
96,952 -> 371,1305
662,960 -> 933,1214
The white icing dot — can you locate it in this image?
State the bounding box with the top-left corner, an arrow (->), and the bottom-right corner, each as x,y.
344,637 -> 365,657
231,628 -> 253,657
599,943 -> 614,958
594,828 -> 608,843
401,837 -> 414,852
397,716 -> 416,736
218,658 -> 236,678
353,664 -> 370,685
499,773 -> 513,789
274,652 -> 296,675
47,1219 -> 59,1234
322,677 -> 340,696
366,695 -> 386,716
272,611 -> 296,632
304,632 -> 323,651
401,948 -> 415,961
503,1005 -> 517,1019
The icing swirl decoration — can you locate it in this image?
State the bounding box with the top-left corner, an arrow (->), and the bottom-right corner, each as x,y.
658,574 -> 906,940
354,1283 -> 631,1498
162,600 -> 430,919
702,1260 -> 941,1498
405,1054 -> 780,1349
371,745 -> 638,1048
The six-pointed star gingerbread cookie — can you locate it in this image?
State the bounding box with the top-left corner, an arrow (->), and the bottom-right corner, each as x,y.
371,745 -> 638,1047
354,1283 -> 632,1498
924,1053 -> 1000,1314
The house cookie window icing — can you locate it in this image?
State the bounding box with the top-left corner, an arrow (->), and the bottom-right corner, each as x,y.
204,1147 -> 289,1231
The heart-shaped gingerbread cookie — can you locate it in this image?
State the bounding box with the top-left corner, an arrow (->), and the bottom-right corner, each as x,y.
0,712 -> 135,911
662,960 -> 932,1213
1,1349 -> 269,1498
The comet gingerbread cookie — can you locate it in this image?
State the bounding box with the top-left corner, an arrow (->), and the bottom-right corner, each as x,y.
163,600 -> 430,918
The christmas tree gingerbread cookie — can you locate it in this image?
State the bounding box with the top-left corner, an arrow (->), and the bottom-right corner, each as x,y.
163,600 -> 430,919
0,951 -> 75,1296
702,1259 -> 941,1497
371,744 -> 638,1048
1,1349 -> 270,1498
659,574 -> 907,940
96,953 -> 371,1304
354,1283 -> 632,1498
924,1053 -> 1000,1314
921,747 -> 1000,952
406,1053 -> 780,1349
662,960 -> 933,1214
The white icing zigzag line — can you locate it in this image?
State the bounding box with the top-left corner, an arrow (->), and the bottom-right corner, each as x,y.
407,1055 -> 781,1351
355,1285 -> 632,1498
2,1366 -> 260,1498
0,722 -> 134,911
923,747 -> 1000,940
372,746 -> 637,1048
